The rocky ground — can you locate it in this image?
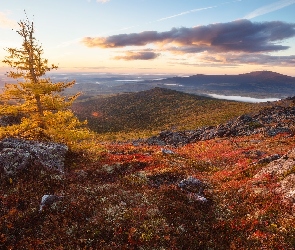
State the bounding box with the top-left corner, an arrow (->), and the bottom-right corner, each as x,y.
1,102 -> 295,249
147,105 -> 295,146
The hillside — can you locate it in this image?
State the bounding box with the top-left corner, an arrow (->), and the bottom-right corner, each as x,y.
72,87 -> 266,135
1,100 -> 295,249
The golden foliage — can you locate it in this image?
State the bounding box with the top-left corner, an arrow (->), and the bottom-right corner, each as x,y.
0,14 -> 91,147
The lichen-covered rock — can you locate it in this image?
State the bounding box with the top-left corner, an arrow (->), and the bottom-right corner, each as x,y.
0,138 -> 68,175
178,176 -> 208,203
254,148 -> 295,203
178,176 -> 205,195
39,194 -> 63,211
0,148 -> 31,175
254,148 -> 295,179
161,148 -> 175,154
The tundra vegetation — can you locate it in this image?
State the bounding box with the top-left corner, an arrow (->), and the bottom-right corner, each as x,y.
0,16 -> 295,249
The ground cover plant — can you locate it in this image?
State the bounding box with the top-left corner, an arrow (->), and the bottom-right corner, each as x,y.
1,128 -> 295,249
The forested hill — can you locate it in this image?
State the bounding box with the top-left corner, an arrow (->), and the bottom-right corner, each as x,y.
71,87 -> 266,134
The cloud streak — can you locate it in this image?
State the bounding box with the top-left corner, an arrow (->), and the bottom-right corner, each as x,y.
113,51 -> 160,61
156,0 -> 242,22
82,19 -> 295,53
96,0 -> 110,3
244,0 -> 295,19
0,12 -> 17,29
199,52 -> 295,66
156,6 -> 217,22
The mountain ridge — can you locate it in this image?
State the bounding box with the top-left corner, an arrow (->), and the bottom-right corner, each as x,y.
152,70 -> 295,98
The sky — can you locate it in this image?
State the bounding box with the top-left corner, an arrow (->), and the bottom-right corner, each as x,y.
0,0 -> 295,76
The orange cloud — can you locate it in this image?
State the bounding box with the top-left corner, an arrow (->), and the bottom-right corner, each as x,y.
0,12 -> 17,29
113,51 -> 160,60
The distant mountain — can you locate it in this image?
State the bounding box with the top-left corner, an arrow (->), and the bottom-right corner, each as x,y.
154,71 -> 295,98
2,70 -> 294,99
72,87 -> 266,133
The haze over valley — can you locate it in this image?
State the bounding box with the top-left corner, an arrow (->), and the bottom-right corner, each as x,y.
28,70 -> 295,101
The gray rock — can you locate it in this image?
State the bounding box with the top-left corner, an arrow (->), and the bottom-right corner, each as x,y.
0,148 -> 31,175
0,115 -> 22,126
178,176 -> 205,195
161,148 -> 175,154
39,195 -> 63,211
186,192 -> 208,203
0,138 -> 68,175
178,176 -> 208,203
257,154 -> 281,164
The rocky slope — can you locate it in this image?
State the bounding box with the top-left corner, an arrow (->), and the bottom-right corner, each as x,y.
1,100 -> 295,249
147,104 -> 295,146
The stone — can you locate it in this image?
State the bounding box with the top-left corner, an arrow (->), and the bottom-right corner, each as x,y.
161,148 -> 175,154
254,148 -> 295,179
0,115 -> 22,126
257,154 -> 281,164
178,176 -> 205,195
39,195 -> 63,211
0,148 -> 31,175
254,148 -> 295,203
0,138 -> 68,175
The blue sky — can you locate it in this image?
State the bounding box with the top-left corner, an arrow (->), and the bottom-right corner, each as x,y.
0,0 -> 295,75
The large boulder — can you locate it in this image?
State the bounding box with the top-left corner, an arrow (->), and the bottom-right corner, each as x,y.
0,138 -> 68,175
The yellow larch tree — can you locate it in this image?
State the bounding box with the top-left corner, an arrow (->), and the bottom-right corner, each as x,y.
0,15 -> 91,145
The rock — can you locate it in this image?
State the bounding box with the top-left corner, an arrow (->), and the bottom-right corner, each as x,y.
178,176 -> 208,203
161,148 -> 175,154
257,154 -> 281,164
254,148 -> 295,203
254,148 -> 295,179
186,192 -> 208,203
0,148 -> 31,175
39,195 -> 63,211
178,176 -> 205,195
0,138 -> 68,175
243,150 -> 264,159
266,127 -> 291,137
0,115 -> 22,126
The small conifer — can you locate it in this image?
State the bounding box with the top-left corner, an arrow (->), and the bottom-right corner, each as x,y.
0,14 -> 90,145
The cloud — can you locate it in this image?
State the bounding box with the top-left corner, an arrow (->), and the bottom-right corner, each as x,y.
0,12 -> 17,29
96,0 -> 110,3
156,0 -> 242,22
197,52 -> 295,66
244,0 -> 295,19
82,19 -> 295,53
113,51 -> 160,60
156,6 -> 217,22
